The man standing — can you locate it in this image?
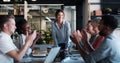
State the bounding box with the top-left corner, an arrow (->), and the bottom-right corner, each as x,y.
71,15 -> 120,63
0,15 -> 36,63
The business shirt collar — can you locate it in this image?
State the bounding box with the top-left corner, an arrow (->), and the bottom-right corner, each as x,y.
55,20 -> 65,29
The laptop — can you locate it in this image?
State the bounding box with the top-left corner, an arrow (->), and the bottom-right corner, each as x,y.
44,47 -> 60,63
20,47 -> 60,63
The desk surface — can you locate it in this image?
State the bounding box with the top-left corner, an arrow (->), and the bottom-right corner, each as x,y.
18,45 -> 84,63
62,54 -> 85,63
17,57 -> 46,63
62,57 -> 85,63
18,54 -> 85,63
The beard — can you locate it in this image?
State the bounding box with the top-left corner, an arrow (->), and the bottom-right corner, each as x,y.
99,31 -> 106,36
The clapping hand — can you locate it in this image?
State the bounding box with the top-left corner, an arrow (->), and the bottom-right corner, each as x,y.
30,31 -> 41,48
80,29 -> 88,42
70,30 -> 82,44
25,30 -> 37,47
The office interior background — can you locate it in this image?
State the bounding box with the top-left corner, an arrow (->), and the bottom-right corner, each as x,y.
0,0 -> 120,43
0,0 -> 120,63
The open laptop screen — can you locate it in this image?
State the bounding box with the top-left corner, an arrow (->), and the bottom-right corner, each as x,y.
44,47 -> 60,63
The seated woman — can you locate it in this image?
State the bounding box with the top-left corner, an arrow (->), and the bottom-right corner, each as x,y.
16,19 -> 41,57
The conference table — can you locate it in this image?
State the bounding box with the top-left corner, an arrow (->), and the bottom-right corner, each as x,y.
18,54 -> 85,63
61,54 -> 85,63
18,44 -> 85,63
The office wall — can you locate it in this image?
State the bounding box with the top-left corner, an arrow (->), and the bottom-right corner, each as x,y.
64,6 -> 76,32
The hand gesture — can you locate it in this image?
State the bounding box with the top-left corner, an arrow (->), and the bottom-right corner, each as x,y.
25,30 -> 37,47
30,31 -> 41,48
80,29 -> 88,42
70,30 -> 82,44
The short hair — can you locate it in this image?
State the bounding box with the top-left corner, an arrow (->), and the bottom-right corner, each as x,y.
55,9 -> 64,18
86,20 -> 92,26
16,19 -> 28,34
0,15 -> 15,30
102,15 -> 118,30
91,18 -> 101,27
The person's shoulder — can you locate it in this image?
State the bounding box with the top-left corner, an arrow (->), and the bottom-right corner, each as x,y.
64,21 -> 70,25
52,21 -> 56,24
0,32 -> 7,38
64,21 -> 70,23
0,32 -> 9,42
0,32 -> 3,39
104,34 -> 117,45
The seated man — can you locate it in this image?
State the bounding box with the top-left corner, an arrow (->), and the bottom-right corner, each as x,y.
71,15 -> 120,63
0,15 -> 37,63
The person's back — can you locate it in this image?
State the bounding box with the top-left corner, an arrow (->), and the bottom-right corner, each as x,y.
94,32 -> 120,63
107,33 -> 120,63
85,15 -> 120,63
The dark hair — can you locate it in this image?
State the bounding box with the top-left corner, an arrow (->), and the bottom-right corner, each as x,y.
87,20 -> 92,23
16,19 -> 28,34
0,15 -> 15,30
102,15 -> 118,30
55,9 -> 64,18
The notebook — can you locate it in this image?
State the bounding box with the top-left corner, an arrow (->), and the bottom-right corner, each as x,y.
44,47 -> 60,63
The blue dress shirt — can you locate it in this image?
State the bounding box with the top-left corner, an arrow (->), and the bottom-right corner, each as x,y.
85,32 -> 120,63
52,21 -> 71,47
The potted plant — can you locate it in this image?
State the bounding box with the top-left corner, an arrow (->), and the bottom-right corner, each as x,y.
36,29 -> 53,44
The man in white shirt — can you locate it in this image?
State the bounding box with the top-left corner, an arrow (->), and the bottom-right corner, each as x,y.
0,15 -> 37,63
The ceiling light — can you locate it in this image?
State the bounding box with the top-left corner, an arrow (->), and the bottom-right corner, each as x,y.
31,0 -> 36,1
3,0 -> 10,2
